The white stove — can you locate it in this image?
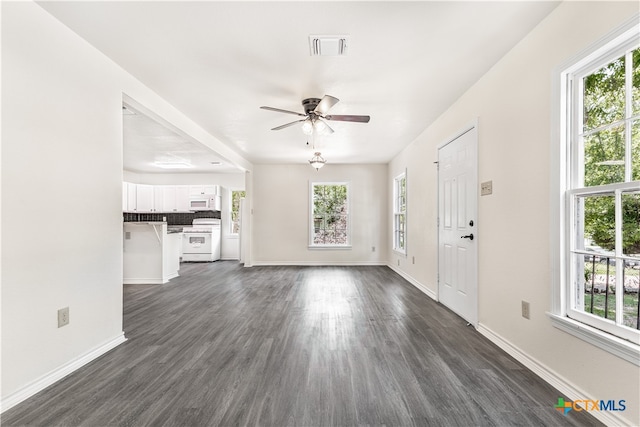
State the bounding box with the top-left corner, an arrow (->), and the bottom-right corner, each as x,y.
182,218 -> 221,262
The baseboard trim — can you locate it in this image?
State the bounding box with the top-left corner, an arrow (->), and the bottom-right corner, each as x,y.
387,265 -> 437,300
1,332 -> 127,414
477,324 -> 632,427
249,261 -> 386,266
123,278 -> 165,284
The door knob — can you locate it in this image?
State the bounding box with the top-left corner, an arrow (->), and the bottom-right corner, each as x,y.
461,234 -> 474,241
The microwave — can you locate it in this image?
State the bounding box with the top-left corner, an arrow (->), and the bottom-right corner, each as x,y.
189,196 -> 221,211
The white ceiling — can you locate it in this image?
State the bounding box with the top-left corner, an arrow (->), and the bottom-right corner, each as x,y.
122,104 -> 240,173
39,1 -> 560,173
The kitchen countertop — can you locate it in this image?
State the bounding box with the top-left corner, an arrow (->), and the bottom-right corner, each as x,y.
168,225 -> 190,233
124,222 -> 187,234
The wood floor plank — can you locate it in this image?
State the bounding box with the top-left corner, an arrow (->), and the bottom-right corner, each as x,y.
2,262 -> 602,426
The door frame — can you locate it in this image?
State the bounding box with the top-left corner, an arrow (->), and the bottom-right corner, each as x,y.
437,119 -> 479,327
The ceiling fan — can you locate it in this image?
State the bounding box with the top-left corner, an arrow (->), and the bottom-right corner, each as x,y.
260,95 -> 370,135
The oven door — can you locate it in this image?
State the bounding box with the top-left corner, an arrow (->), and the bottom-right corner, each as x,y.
182,232 -> 215,261
183,233 -> 212,254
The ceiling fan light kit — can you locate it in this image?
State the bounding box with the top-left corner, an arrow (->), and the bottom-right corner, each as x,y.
309,152 -> 326,171
301,117 -> 331,136
301,119 -> 314,135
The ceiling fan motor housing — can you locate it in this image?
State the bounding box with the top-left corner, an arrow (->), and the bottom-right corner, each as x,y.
302,98 -> 322,115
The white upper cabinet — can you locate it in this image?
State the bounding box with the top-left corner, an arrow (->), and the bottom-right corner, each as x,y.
175,186 -> 191,211
189,185 -> 219,197
123,183 -> 220,212
153,186 -> 164,212
124,182 -> 137,212
212,195 -> 221,211
136,184 -> 154,212
160,185 -> 177,212
158,185 -> 191,212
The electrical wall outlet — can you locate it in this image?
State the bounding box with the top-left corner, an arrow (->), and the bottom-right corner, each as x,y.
481,180 -> 493,196
521,301 -> 530,320
372,246 -> 376,252
58,307 -> 69,328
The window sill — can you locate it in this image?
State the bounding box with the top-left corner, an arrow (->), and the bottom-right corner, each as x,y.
308,245 -> 352,250
547,313 -> 640,366
393,249 -> 407,257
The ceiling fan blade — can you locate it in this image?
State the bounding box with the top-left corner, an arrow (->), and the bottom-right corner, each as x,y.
314,95 -> 340,115
260,106 -> 307,117
325,114 -> 370,123
271,120 -> 305,131
317,118 -> 334,134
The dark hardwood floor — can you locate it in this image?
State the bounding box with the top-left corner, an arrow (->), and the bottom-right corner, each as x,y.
3,262 -> 601,426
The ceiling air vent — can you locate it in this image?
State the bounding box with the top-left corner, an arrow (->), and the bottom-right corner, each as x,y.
309,35 -> 349,56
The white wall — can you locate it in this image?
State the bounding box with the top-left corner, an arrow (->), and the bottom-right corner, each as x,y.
252,164 -> 387,265
388,145 -> 438,296
2,1 -> 126,406
389,2 -> 639,425
1,2 -> 252,409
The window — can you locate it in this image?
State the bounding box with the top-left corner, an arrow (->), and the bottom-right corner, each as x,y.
230,190 -> 245,234
393,171 -> 407,254
555,23 -> 640,358
310,182 -> 350,247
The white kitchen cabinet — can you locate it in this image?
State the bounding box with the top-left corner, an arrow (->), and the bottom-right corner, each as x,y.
158,185 -> 191,212
189,185 -> 219,196
212,195 -> 221,211
153,187 -> 164,212
161,185 -> 177,212
136,184 -> 154,212
124,182 -> 137,212
175,186 -> 191,211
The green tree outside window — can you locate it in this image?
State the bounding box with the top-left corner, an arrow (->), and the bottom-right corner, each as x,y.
231,190 -> 246,234
582,47 -> 640,254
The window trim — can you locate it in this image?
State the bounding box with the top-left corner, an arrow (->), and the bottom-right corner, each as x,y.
308,181 -> 351,249
550,15 -> 640,365
393,170 -> 407,255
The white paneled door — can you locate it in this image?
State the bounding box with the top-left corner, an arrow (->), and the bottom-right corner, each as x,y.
438,126 -> 478,326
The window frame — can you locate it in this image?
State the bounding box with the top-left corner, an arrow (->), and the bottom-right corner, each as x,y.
393,171 -> 407,255
567,184 -> 639,343
309,181 -> 351,249
550,17 -> 640,366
